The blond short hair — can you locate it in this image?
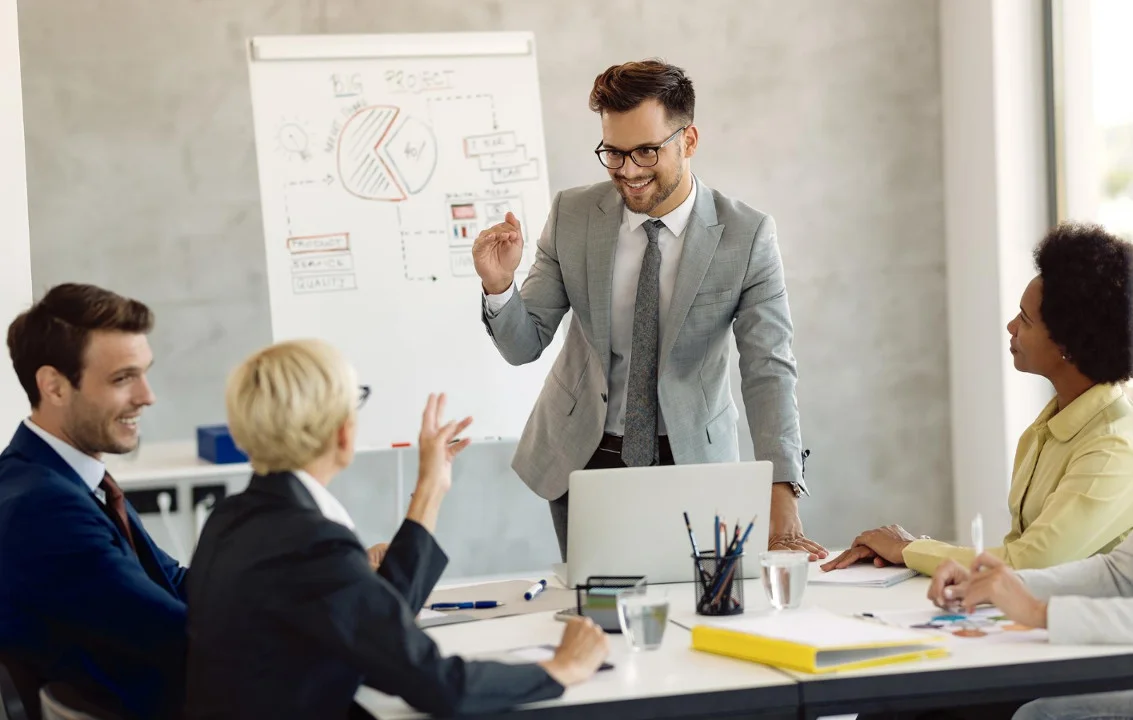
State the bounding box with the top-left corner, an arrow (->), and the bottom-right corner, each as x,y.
225,339 -> 357,475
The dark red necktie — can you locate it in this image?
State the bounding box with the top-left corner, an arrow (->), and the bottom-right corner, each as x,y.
99,471 -> 136,553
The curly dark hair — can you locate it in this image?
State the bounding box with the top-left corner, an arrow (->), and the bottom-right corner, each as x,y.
1034,222 -> 1133,384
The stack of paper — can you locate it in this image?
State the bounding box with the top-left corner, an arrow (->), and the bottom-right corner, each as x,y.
809,563 -> 918,588
691,607 -> 947,673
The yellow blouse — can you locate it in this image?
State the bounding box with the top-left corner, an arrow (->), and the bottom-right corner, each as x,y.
904,383 -> 1133,576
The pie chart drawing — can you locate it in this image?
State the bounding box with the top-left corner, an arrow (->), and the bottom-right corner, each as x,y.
337,105 -> 438,201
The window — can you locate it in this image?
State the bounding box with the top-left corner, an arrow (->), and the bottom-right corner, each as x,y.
1050,0 -> 1133,240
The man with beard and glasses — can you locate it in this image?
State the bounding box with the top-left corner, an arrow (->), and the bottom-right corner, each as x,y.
0,284 -> 188,720
473,59 -> 824,562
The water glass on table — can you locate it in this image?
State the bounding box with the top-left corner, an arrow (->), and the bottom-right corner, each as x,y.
760,550 -> 809,610
615,585 -> 669,651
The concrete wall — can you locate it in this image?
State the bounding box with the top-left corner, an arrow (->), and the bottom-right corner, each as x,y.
17,0 -> 950,575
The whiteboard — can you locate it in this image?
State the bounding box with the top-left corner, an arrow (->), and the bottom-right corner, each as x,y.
1,0 -> 33,430
245,32 -> 560,448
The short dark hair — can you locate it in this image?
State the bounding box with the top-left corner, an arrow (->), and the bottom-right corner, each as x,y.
7,283 -> 154,407
589,59 -> 695,126
1034,222 -> 1133,384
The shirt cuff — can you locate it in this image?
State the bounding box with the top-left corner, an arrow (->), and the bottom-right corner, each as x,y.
483,283 -> 516,318
1046,595 -> 1086,644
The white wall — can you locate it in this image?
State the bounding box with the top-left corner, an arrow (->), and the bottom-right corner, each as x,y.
940,0 -> 1051,544
0,0 -> 33,427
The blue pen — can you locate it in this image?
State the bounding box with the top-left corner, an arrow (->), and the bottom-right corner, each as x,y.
714,510 -> 720,558
733,514 -> 757,555
429,601 -> 504,611
707,515 -> 758,601
524,580 -> 547,601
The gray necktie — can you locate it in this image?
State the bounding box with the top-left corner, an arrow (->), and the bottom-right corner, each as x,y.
622,219 -> 665,467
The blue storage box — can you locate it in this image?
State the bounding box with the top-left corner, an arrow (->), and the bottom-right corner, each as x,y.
196,424 -> 249,464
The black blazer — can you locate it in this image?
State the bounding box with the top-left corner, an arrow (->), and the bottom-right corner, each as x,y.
184,473 -> 563,719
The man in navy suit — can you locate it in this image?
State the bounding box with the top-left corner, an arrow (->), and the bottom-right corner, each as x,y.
0,283 -> 187,719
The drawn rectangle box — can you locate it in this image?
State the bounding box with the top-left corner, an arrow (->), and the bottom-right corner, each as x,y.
291,253 -> 355,274
450,251 -> 477,277
293,273 -> 357,294
478,146 -> 528,170
449,202 -> 478,248
447,197 -> 525,249
483,198 -> 522,225
287,232 -> 350,254
464,131 -> 517,157
491,159 -> 539,184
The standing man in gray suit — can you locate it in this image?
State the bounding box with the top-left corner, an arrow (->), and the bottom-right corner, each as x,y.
473,59 -> 825,561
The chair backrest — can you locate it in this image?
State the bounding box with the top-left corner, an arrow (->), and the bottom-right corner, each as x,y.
37,686 -> 117,720
0,659 -> 35,720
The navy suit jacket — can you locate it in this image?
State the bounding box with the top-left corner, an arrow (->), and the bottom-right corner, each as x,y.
0,423 -> 188,719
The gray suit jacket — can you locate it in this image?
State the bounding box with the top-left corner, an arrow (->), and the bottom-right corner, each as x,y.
482,178 -> 803,500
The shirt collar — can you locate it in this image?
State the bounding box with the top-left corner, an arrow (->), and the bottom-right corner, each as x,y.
293,469 -> 355,530
1040,383 -> 1126,442
23,418 -> 105,493
624,175 -> 699,237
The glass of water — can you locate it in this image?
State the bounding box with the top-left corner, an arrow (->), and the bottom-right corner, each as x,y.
615,586 -> 669,651
760,551 -> 809,610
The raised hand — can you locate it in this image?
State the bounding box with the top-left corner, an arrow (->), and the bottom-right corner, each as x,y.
472,211 -> 524,294
416,392 -> 473,495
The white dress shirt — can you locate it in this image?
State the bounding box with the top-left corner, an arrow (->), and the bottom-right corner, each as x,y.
485,177 -> 699,436
23,418 -> 106,500
293,469 -> 356,531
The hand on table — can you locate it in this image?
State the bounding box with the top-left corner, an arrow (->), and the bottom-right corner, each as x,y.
944,553 -> 1048,629
820,525 -> 917,571
539,617 -> 609,687
767,484 -> 827,560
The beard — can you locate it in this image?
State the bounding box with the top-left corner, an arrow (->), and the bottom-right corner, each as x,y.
64,396 -> 138,455
616,162 -> 684,215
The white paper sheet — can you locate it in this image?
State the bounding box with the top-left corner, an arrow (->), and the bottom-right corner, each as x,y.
809,564 -> 918,587
869,607 -> 1049,644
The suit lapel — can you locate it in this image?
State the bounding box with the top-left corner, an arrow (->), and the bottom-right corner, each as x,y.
5,424 -> 182,595
660,182 -> 723,372
587,186 -> 624,377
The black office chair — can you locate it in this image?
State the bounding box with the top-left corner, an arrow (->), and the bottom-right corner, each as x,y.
0,659 -> 32,720
38,685 -> 120,720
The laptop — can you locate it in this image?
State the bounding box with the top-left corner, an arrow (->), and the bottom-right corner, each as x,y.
561,461 -> 772,587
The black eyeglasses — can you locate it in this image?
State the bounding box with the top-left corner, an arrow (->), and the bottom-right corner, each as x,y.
358,385 -> 371,410
594,126 -> 686,169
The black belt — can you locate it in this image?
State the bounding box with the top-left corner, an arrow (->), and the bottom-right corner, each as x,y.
598,433 -> 669,453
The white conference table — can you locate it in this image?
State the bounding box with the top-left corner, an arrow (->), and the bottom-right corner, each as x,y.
773,569 -> 1133,719
355,566 -> 1133,719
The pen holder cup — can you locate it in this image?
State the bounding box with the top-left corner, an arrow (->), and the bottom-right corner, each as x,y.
693,551 -> 745,616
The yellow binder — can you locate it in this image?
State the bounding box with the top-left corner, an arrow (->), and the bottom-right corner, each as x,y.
690,608 -> 948,674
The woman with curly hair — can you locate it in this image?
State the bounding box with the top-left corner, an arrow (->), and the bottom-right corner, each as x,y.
824,222 -> 1133,576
